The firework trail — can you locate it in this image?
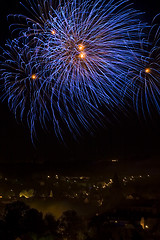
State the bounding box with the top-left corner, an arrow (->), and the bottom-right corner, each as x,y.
0,0 -> 146,140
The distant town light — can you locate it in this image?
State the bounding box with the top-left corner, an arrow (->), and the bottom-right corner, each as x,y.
15,237 -> 22,240
140,217 -> 145,229
112,159 -> 118,162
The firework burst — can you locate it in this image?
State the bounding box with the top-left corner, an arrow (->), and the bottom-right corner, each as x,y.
125,15 -> 160,116
0,39 -> 51,139
0,0 -> 146,140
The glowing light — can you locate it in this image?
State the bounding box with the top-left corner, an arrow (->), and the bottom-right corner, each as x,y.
19,189 -> 34,198
80,176 -> 85,180
79,52 -> 86,59
51,30 -> 56,35
145,68 -> 151,73
31,74 -> 37,80
78,44 -> 85,51
112,159 -> 118,162
140,217 -> 145,229
145,225 -> 149,229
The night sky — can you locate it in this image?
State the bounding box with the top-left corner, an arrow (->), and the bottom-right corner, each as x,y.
0,0 -> 160,169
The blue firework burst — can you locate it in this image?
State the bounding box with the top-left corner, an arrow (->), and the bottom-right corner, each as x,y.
0,39 -> 52,139
125,15 -> 160,116
0,0 -> 146,140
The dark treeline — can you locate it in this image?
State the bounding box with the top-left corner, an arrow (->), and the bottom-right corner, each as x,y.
0,200 -> 160,240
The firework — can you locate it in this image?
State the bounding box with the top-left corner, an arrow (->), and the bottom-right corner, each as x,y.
0,39 -> 51,139
0,0 -> 146,140
125,15 -> 160,116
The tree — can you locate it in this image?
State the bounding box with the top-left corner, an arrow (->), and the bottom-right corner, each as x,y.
4,201 -> 46,239
0,219 -> 7,240
44,213 -> 58,235
23,208 -> 44,234
58,210 -> 84,240
4,201 -> 30,239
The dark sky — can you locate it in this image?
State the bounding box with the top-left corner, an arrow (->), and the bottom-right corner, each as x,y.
0,0 -> 160,167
